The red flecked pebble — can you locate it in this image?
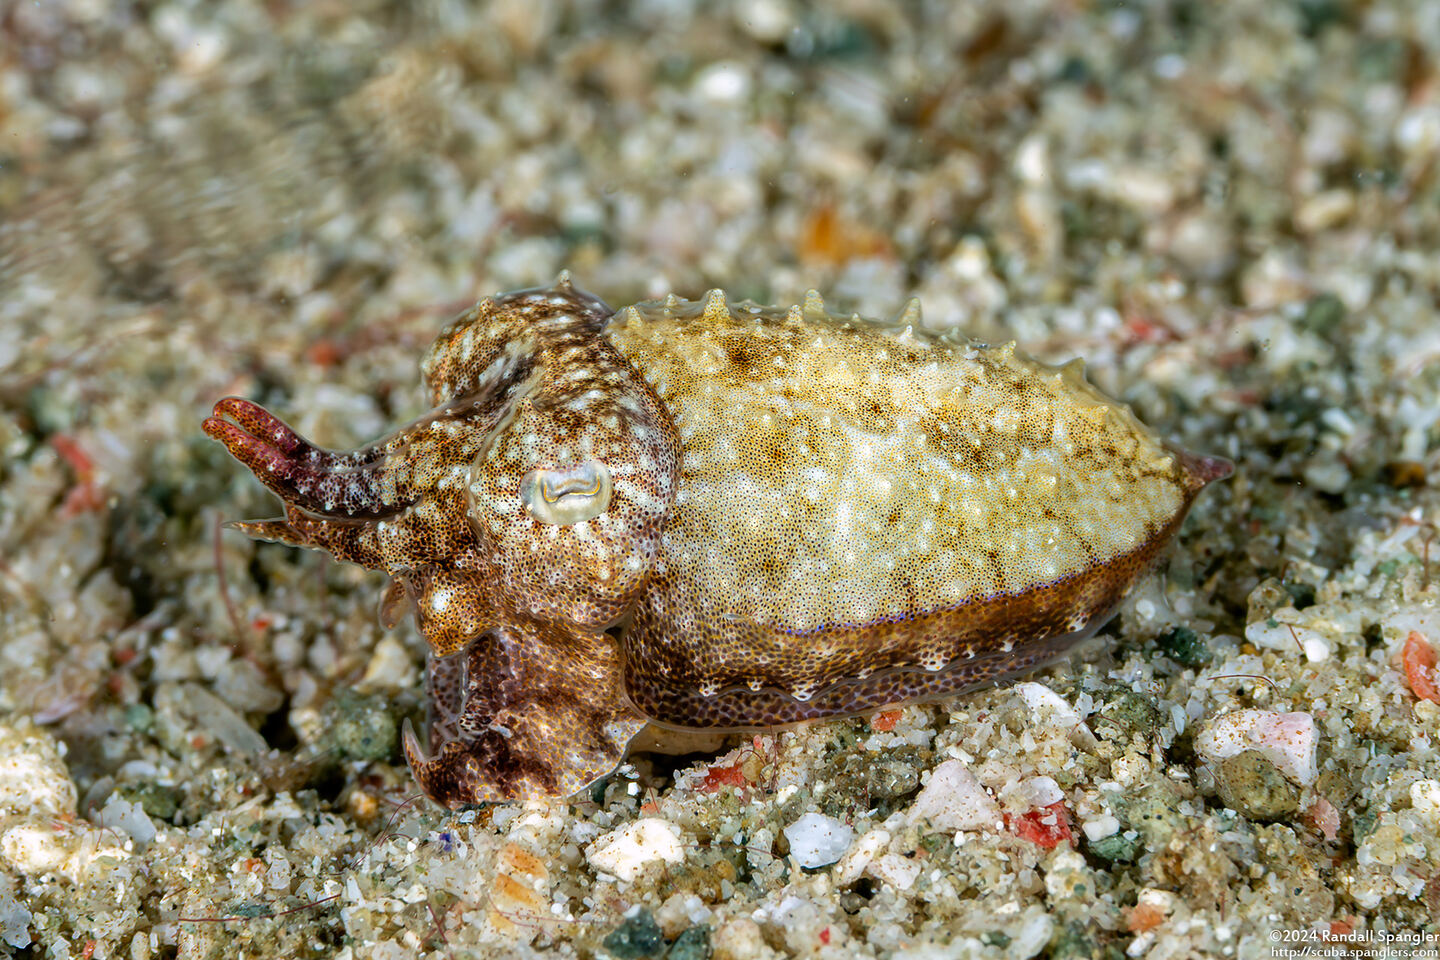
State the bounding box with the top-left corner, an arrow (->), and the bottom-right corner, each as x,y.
1127,902 -> 1166,934
1402,631 -> 1439,704
1304,796 -> 1341,841
697,762 -> 749,793
870,709 -> 902,732
1004,801 -> 1073,848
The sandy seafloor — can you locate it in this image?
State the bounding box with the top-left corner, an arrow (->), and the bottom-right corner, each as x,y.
2,0 -> 1440,957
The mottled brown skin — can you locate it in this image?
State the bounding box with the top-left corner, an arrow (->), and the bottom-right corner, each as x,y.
205,281 -> 675,805
625,491 -> 1205,729
204,277 -> 1230,807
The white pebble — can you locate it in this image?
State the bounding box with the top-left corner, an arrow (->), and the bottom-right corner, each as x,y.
1082,814 -> 1120,842
867,853 -> 922,891
94,795 -> 156,848
0,893 -> 31,949
694,63 -> 750,103
0,724 -> 77,820
585,818 -> 685,882
1410,780 -> 1440,827
734,0 -> 792,43
1195,709 -> 1318,785
1015,682 -> 1081,728
782,812 -> 854,869
833,828 -> 890,887
1013,134 -> 1051,186
1170,703 -> 1187,736
1243,617 -> 1331,662
1,823 -> 74,875
1011,908 -> 1056,959
907,759 -> 1001,832
1018,776 -> 1064,809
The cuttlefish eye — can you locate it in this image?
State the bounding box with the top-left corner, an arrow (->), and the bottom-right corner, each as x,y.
519,461 -> 612,525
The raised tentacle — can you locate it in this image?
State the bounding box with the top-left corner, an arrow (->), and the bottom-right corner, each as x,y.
209,397 -> 387,469
203,398 -> 409,519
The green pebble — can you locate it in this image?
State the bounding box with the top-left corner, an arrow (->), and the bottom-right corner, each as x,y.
1115,780 -> 1184,848
1298,292 -> 1345,339
228,902 -> 273,919
602,909 -> 665,959
1297,0 -> 1345,37
1088,831 -> 1139,862
1215,750 -> 1301,821
1357,37 -> 1408,84
1156,626 -> 1212,667
918,833 -> 955,859
121,783 -> 180,821
1098,690 -> 1162,737
667,924 -> 712,960
1050,924 -> 1103,960
324,690 -> 398,762
125,703 -> 156,734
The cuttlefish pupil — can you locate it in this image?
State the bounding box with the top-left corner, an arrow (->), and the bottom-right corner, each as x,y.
520,461 -> 612,525
543,473 -> 601,502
